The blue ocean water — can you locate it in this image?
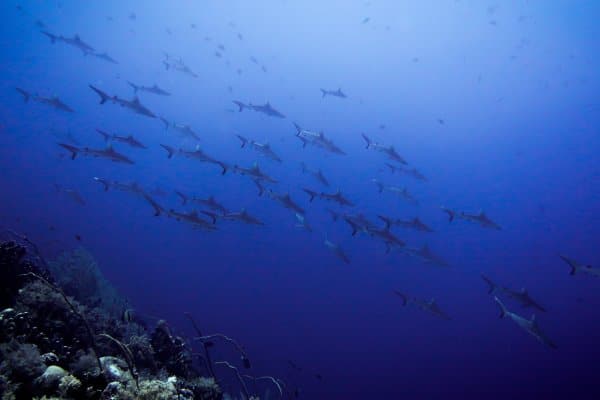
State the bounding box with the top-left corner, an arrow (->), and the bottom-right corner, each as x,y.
1,1 -> 599,398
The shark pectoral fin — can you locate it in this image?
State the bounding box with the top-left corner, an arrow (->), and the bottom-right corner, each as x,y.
494,296 -> 507,318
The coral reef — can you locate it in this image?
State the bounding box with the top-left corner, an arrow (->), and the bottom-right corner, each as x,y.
0,237 -> 224,400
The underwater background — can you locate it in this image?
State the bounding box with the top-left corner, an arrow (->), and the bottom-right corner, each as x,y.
1,1 -> 599,398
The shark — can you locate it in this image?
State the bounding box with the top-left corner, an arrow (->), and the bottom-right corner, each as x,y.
167,209 -> 217,231
267,191 -> 305,215
324,238 -> 350,264
54,184 -> 85,206
142,193 -> 165,216
163,54 -> 198,78
204,209 -> 264,226
361,134 -> 407,164
236,135 -> 282,162
559,254 -> 600,277
93,177 -> 143,194
160,145 -> 228,175
300,163 -> 329,186
366,225 -> 405,252
16,88 -> 74,112
41,31 -> 95,54
441,207 -> 501,230
302,188 -> 354,207
494,297 -> 556,349
481,274 -> 546,312
96,129 -> 146,149
319,189 -> 355,207
233,100 -> 285,118
233,162 -> 277,183
372,180 -> 417,204
386,163 -> 427,181
171,123 -> 201,141
191,196 -> 229,214
402,244 -> 448,267
393,290 -> 450,320
88,51 -> 118,64
58,143 -> 134,164
294,213 -> 312,232
380,216 -> 433,232
340,213 -> 378,236
127,82 -> 170,96
320,88 -> 347,98
292,123 -> 345,155
89,85 -> 156,118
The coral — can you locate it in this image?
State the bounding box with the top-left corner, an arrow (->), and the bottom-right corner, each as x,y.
0,341 -> 45,382
57,374 -> 82,397
151,320 -> 194,378
47,247 -> 126,317
34,365 -> 68,389
0,237 -> 226,400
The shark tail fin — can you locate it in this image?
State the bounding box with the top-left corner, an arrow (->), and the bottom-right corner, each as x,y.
89,85 -> 110,104
303,189 -> 315,202
58,143 -> 80,160
95,129 -> 111,141
41,31 -> 56,43
441,207 -> 455,222
127,81 -> 139,93
480,274 -> 497,294
393,290 -> 408,306
374,180 -> 384,193
361,133 -> 372,149
320,89 -> 327,98
253,180 -> 264,196
201,211 -> 218,224
159,116 -> 169,130
378,215 -> 393,229
494,296 -> 508,318
160,144 -> 176,159
93,177 -> 109,191
15,88 -> 30,102
219,162 -> 228,175
236,134 -> 248,148
175,191 -> 188,205
233,101 -> 245,112
385,163 -> 395,173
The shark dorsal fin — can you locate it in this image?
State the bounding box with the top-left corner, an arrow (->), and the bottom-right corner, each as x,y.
132,96 -> 140,104
74,34 -> 81,40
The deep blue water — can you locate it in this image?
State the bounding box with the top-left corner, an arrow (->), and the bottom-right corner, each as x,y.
1,1 -> 599,398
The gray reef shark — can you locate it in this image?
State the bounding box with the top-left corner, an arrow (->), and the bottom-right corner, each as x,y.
233,100 -> 285,118
16,88 -> 74,112
128,82 -> 170,96
41,31 -> 95,54
300,162 -> 329,186
481,274 -> 546,312
320,88 -> 347,98
236,135 -> 282,162
59,143 -> 134,164
393,290 -> 450,320
96,129 -> 146,149
362,134 -> 407,164
494,297 -> 556,349
89,85 -> 156,118
559,254 -> 600,278
441,207 -> 501,230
